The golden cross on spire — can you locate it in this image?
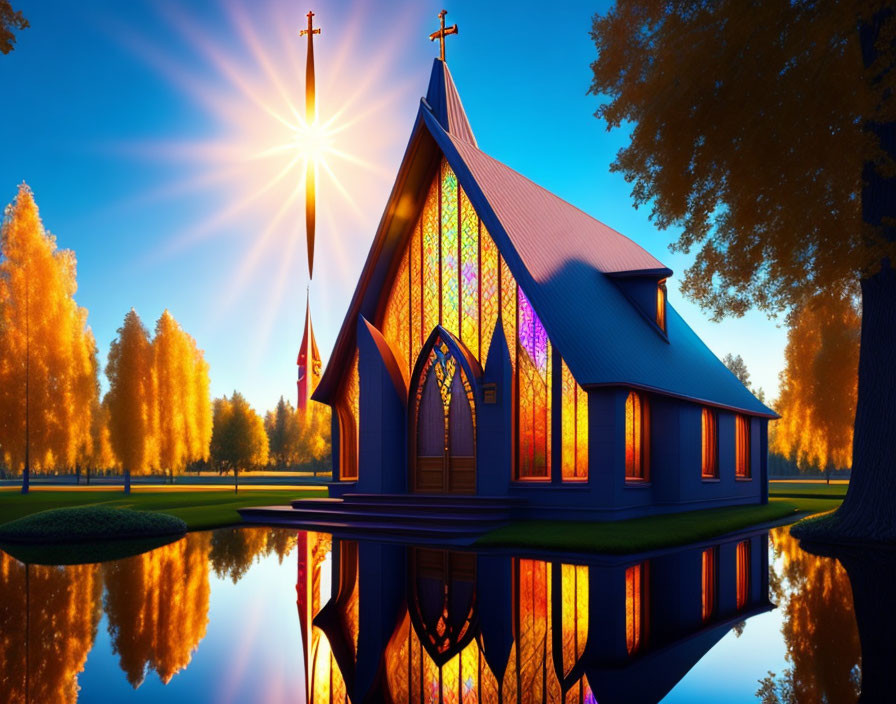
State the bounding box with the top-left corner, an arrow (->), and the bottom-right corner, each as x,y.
429,9 -> 458,62
299,10 -> 320,40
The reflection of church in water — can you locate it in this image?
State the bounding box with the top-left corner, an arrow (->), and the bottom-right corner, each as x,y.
296,530 -> 771,704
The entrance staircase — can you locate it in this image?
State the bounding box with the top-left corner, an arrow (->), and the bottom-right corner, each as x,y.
237,493 -> 525,541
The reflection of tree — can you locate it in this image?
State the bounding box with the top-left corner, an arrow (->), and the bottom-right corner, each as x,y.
210,527 -> 297,583
103,533 -> 211,687
0,553 -> 102,704
759,529 -> 861,703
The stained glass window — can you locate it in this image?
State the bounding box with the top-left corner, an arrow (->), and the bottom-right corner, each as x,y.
561,361 -> 588,481
422,177 -> 441,341
440,160 -> 460,338
480,226 -> 499,363
376,158 -> 600,487
736,541 -> 750,609
625,562 -> 648,655
625,391 -> 649,481
701,547 -> 717,622
736,415 -> 751,478
517,287 -> 551,479
701,408 -> 718,478
460,190 -> 479,358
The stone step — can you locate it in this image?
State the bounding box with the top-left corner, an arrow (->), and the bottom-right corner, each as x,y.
290,498 -> 518,515
237,506 -> 494,539
286,506 -> 511,526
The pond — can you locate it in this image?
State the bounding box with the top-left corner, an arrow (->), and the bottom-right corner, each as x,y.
0,524 -> 873,703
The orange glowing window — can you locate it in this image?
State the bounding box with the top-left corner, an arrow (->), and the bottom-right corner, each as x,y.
625,563 -> 648,655
701,548 -> 718,622
625,391 -> 649,481
561,360 -> 588,481
656,279 -> 667,331
701,408 -> 718,478
736,415 -> 751,478
736,541 -> 750,609
336,351 -> 360,480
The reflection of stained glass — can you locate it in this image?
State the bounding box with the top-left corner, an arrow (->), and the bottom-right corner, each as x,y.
625,563 -> 647,655
736,541 -> 750,609
561,563 -> 589,677
423,177 -> 441,338
460,190 -> 479,358
480,227 -> 499,363
702,547 -> 717,622
441,161 -> 460,338
380,553 -> 598,704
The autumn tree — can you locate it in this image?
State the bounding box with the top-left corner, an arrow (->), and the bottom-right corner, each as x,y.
298,401 -> 331,472
152,310 -> 212,482
759,529 -> 861,703
0,555 -> 103,704
265,397 -> 300,468
771,293 -> 860,481
106,309 -> 158,492
103,534 -> 211,687
0,1 -> 27,55
590,2 -> 895,541
210,392 -> 268,492
0,184 -> 99,492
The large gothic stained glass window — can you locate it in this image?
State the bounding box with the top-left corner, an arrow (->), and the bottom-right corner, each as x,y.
377,157 -> 588,483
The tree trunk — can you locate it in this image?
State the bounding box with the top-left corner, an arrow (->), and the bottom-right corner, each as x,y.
124,469 -> 131,494
796,8 -> 896,543
234,466 -> 239,494
21,465 -> 29,494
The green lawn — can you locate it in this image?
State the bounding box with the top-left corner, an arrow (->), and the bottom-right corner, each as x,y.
0,490 -> 325,531
475,496 -> 842,554
769,481 -> 848,499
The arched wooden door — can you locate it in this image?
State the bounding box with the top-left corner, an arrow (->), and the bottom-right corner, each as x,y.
411,334 -> 476,494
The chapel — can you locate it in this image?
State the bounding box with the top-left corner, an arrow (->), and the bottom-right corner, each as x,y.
312,47 -> 774,520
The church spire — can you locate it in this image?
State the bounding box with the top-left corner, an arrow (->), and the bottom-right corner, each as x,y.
297,289 -> 321,412
423,11 -> 476,147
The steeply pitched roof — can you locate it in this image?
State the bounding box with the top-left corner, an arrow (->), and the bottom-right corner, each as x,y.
315,59 -> 775,418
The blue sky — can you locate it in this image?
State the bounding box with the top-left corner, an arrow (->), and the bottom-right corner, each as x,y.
0,0 -> 786,413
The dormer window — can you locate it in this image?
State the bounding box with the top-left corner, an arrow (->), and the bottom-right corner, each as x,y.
656,279 -> 667,332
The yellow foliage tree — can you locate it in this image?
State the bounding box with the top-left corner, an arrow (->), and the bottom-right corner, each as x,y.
103,533 -> 211,687
771,293 -> 860,477
0,184 -> 99,490
0,554 -> 103,704
264,397 -> 330,471
152,310 -> 212,482
210,392 -> 269,492
105,309 -> 158,490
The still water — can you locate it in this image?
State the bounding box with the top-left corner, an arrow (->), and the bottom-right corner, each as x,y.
0,525 -> 870,703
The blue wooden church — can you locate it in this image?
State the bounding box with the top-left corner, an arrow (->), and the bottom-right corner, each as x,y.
311,51 -> 775,521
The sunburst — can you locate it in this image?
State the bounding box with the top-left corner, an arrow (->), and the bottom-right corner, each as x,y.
109,0 -> 423,358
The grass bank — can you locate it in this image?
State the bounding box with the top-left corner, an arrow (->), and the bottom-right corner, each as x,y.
0,489 -> 326,532
476,496 -> 842,554
769,482 -> 848,499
